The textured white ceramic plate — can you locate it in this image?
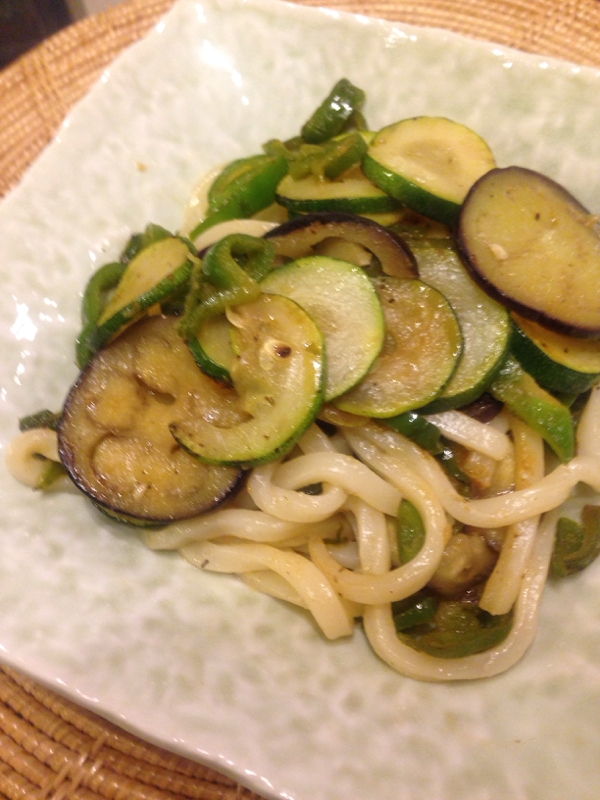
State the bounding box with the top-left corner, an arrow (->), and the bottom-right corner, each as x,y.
1,1 -> 600,798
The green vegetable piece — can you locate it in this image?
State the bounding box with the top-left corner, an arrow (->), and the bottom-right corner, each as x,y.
203,233 -> 275,287
489,354 -> 575,462
180,234 -> 275,381
36,460 -> 67,491
301,78 -> 366,144
396,499 -> 426,564
287,133 -> 368,181
120,223 -> 172,263
384,411 -> 444,453
551,505 -> 600,578
19,409 -> 62,432
399,599 -> 513,659
87,237 -> 195,357
76,261 -> 127,368
392,592 -> 438,631
190,155 -> 288,240
18,409 -> 66,489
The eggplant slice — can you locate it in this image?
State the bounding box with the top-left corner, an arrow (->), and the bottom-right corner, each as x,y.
458,166 -> 600,338
59,316 -> 244,523
264,211 -> 418,278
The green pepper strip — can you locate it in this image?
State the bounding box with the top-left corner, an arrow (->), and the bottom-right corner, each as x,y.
264,131 -> 367,181
392,592 -> 438,631
384,411 -> 444,453
19,408 -> 62,432
180,234 -> 275,381
399,599 -> 513,659
190,155 -> 288,241
120,223 -> 173,263
551,505 -> 600,578
300,78 -> 366,144
76,261 -> 128,368
35,459 -> 67,491
396,499 -> 426,565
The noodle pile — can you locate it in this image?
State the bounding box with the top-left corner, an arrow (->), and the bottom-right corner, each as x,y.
9,386 -> 600,681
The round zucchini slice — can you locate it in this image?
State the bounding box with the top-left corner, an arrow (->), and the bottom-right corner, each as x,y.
458,166 -> 600,337
59,316 -> 244,524
511,312 -> 600,395
261,255 -> 385,400
414,242 -> 511,412
171,294 -> 325,467
276,164 -> 403,215
334,276 -> 463,417
362,117 -> 495,225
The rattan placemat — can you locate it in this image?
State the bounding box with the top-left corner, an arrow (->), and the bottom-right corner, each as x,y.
1,0 -> 600,797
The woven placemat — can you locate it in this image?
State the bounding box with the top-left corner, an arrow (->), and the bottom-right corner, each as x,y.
1,0 -> 600,797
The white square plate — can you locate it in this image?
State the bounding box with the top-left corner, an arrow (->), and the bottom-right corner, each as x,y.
1,1 -> 599,798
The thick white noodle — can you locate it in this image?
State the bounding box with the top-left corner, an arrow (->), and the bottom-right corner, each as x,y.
6,429 -> 60,487
480,417 -> 545,615
247,461 -> 348,522
362,510 -> 558,681
273,452 -> 401,516
142,508 -> 343,550
344,496 -> 390,575
354,423 -> 600,527
180,540 -> 353,640
297,423 -> 341,454
308,433 -> 450,604
242,570 -> 307,607
241,569 -> 364,620
424,410 -> 511,460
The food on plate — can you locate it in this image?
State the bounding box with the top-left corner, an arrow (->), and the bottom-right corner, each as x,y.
7,80 -> 600,682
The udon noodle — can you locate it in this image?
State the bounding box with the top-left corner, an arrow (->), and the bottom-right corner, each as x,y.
8,390 -> 600,680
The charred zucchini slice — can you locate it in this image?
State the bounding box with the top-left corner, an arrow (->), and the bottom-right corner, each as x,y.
334,276 -> 463,417
59,316 -> 243,523
458,166 -> 600,337
171,293 -> 325,467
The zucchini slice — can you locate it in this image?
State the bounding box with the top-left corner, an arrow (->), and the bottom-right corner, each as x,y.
489,354 -> 575,462
171,293 -> 325,467
362,117 -> 495,225
89,236 -> 196,352
458,166 -> 600,337
276,164 -> 402,215
414,241 -> 511,411
59,316 -> 244,523
261,255 -> 385,400
334,276 -> 463,417
511,312 -> 600,395
192,312 -> 237,384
